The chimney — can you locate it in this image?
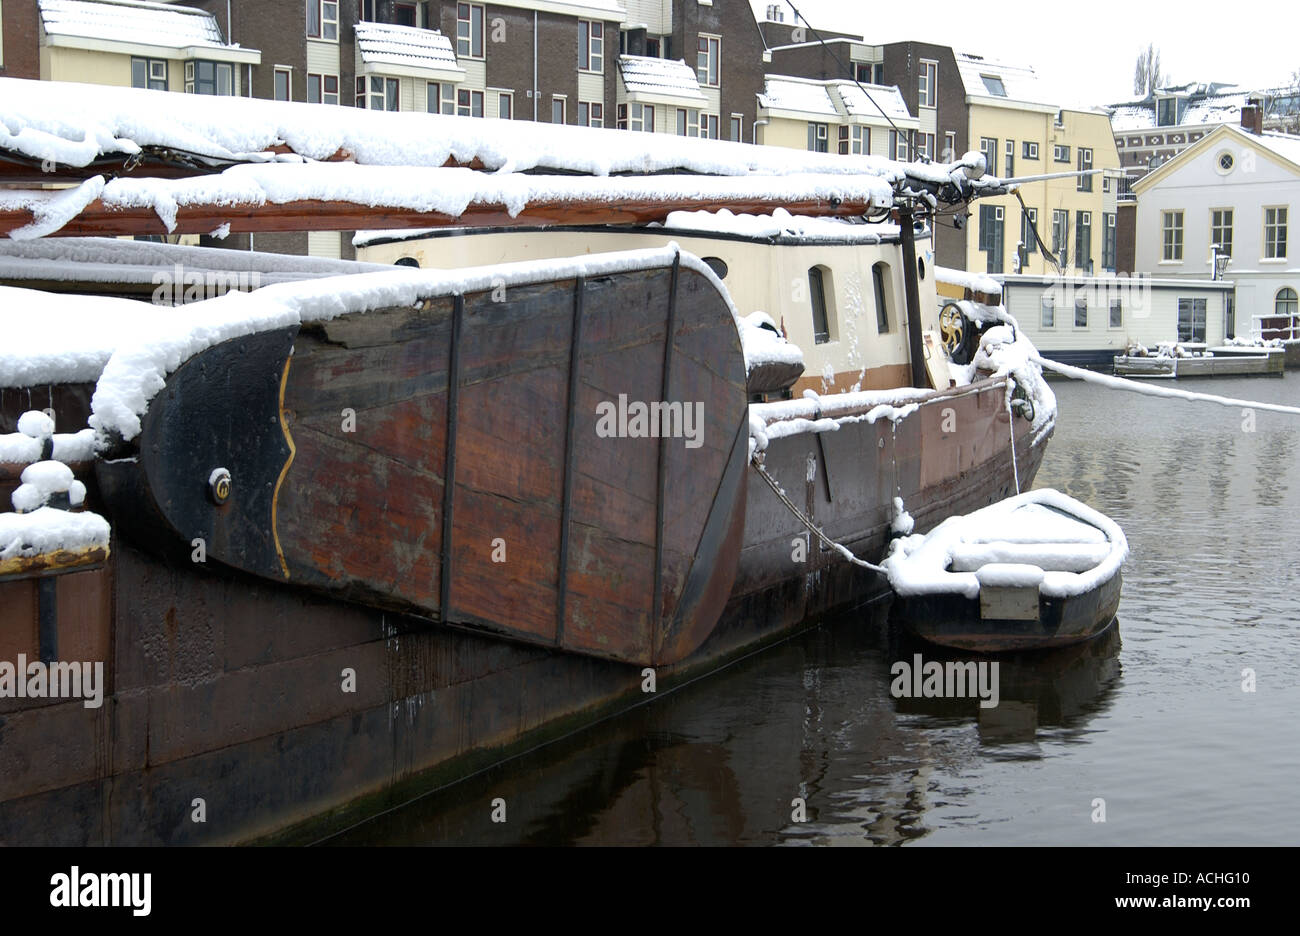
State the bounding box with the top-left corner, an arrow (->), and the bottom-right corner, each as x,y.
1241,102 -> 1263,135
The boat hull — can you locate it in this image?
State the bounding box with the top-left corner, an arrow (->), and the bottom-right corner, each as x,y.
894,570 -> 1121,652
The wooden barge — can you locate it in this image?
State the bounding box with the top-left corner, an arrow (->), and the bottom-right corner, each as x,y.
0,78 -> 1053,844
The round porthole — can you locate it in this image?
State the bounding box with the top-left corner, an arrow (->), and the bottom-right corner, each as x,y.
701,256 -> 729,279
1216,151 -> 1234,174
917,257 -> 926,280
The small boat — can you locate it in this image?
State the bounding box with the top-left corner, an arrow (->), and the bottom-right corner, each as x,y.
1113,341 -> 1284,378
882,488 -> 1126,652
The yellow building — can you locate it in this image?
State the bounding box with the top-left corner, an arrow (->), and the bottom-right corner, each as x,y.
37,0 -> 259,95
756,75 -> 918,157
957,54 -> 1121,276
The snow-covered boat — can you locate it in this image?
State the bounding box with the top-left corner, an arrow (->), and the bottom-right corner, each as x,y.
1113,341 -> 1284,378
0,78 -> 1059,843
882,489 -> 1126,652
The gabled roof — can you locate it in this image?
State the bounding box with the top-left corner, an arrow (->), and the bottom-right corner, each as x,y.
40,0 -> 226,49
1132,123 -> 1300,193
618,56 -> 706,104
354,22 -> 464,79
1109,85 -> 1295,132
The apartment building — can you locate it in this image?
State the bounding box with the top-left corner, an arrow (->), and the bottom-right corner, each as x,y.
1132,123 -> 1300,341
756,75 -> 916,158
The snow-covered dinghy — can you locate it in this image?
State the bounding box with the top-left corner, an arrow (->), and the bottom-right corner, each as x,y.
882,489 -> 1126,652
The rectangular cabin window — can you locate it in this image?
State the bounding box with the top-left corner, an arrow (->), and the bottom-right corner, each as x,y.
872,263 -> 890,333
1074,295 -> 1088,328
1041,296 -> 1055,328
809,267 -> 831,344
1178,298 -> 1207,342
1110,299 -> 1123,328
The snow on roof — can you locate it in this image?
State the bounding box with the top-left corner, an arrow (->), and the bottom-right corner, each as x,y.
38,0 -> 231,49
617,56 -> 706,102
354,22 -> 462,75
836,82 -> 913,123
1247,130 -> 1300,170
660,208 -> 899,243
956,53 -> 1052,107
1108,86 -> 1296,132
0,77 -> 904,179
759,77 -> 839,118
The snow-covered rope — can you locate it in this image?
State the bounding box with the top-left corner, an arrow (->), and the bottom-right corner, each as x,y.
1007,388 -> 1021,495
751,459 -> 886,574
1031,355 -> 1300,416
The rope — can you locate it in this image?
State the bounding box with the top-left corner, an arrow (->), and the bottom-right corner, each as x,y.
751,458 -> 886,574
1007,382 -> 1022,495
1031,354 -> 1300,416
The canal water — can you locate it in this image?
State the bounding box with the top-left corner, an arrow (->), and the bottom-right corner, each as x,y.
332,375 -> 1300,845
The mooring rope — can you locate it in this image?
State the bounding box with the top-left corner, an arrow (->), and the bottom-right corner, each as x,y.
1031,355 -> 1300,416
1007,389 -> 1022,495
751,458 -> 887,573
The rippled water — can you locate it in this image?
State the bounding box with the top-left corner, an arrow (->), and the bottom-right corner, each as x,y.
335,376 -> 1300,845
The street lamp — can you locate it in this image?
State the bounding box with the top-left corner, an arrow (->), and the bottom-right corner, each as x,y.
1210,243 -> 1230,281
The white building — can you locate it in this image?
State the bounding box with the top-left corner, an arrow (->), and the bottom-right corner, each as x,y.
1132,123 -> 1300,341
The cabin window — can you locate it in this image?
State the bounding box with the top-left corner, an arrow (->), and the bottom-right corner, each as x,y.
1074,295 -> 1088,328
132,58 -> 168,91
1177,298 -> 1207,342
872,262 -> 891,333
394,257 -> 420,268
701,257 -> 728,279
1109,299 -> 1123,328
1040,296 -> 1055,329
808,266 -> 834,344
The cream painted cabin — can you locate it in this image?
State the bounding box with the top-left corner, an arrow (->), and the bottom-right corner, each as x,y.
356,221 -> 946,395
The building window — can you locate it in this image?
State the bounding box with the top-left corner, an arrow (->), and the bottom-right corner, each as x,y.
1022,141 -> 1039,160
1051,209 -> 1069,258
979,204 -> 1004,274
890,130 -> 910,161
809,266 -> 833,344
676,108 -> 702,137
697,35 -> 720,87
457,3 -> 484,58
918,60 -> 937,108
273,67 -> 291,101
307,1 -> 339,41
132,58 -> 168,91
497,92 -> 512,119
1109,298 -> 1123,328
1004,139 -> 1014,178
1177,297 -> 1207,342
944,131 -> 956,161
872,262 -> 890,333
980,74 -> 1006,96
578,101 -> 603,127
1021,207 -> 1038,256
1041,296 -> 1055,328
579,20 -> 603,72
458,88 -> 484,117
357,75 -> 399,111
1163,210 -> 1184,261
1077,147 -> 1093,191
1103,212 -> 1116,271
1211,209 -> 1233,257
1075,211 -> 1092,270
552,96 -> 566,124
915,132 -> 935,160
427,82 -> 454,114
700,113 -> 719,139
307,73 -> 339,105
979,137 -> 997,176
1074,295 -> 1088,328
188,60 -> 235,96
839,125 -> 869,155
807,123 -> 828,153
617,103 -> 654,131
394,2 -> 417,27
731,114 -> 742,142
1265,207 -> 1288,259
1277,287 -> 1298,319
1157,97 -> 1177,127
1053,144 -> 1070,163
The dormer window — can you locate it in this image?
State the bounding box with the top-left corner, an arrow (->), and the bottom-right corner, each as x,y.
1157,97 -> 1177,126
980,74 -> 1006,96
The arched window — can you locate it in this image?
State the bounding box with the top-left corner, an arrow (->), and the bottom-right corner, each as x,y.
808,266 -> 835,344
1276,287 -> 1298,319
872,262 -> 891,333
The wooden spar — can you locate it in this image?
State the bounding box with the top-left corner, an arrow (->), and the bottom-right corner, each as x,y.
897,206 -> 929,390
0,194 -> 877,238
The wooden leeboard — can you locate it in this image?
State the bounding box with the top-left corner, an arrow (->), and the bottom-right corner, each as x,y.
97,265 -> 748,666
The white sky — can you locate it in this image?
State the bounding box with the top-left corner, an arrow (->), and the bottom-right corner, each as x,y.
751,0 -> 1297,107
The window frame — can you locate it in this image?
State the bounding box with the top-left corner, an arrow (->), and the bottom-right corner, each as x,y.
426,81 -> 455,114
578,100 -> 603,127
457,3 -> 484,59
1021,207 -> 1038,256
1074,294 -> 1088,329
1053,143 -> 1070,163
696,34 -> 720,87
307,72 -> 339,105
1004,139 -> 1014,178
1210,208 -> 1233,258
1077,147 -> 1093,191
306,1 -> 339,42
273,67 -> 292,102
458,88 -> 484,118
1109,298 -> 1124,329
132,57 -> 169,91
579,20 -> 604,73
872,262 -> 891,333
1102,211 -> 1117,271
1163,210 -> 1185,262
1040,296 -> 1055,329
497,91 -> 513,120
808,266 -> 834,344
552,95 -> 567,125
1075,210 -> 1092,271
1264,206 -> 1289,260
1177,297 -> 1207,343
1022,141 -> 1039,160
979,136 -> 997,176
918,59 -> 937,109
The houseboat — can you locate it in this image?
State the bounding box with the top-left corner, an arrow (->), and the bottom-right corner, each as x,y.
0,78 -> 1054,844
